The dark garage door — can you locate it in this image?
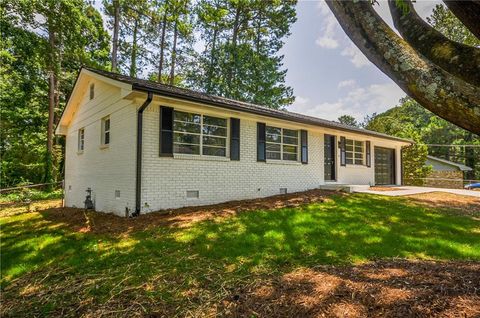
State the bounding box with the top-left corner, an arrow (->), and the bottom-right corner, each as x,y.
374,147 -> 395,185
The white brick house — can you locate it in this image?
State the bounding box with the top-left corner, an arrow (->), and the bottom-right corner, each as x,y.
56,67 -> 411,216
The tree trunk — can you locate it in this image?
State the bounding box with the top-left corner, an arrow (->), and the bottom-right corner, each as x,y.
158,3 -> 168,83
227,6 -> 241,87
388,0 -> 480,87
169,19 -> 178,85
443,1 -> 480,40
111,0 -> 120,72
46,22 -> 56,184
326,0 -> 480,135
206,23 -> 218,94
130,18 -> 138,77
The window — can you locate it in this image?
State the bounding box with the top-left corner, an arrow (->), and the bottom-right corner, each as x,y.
345,139 -> 364,165
101,116 -> 110,146
89,83 -> 95,100
266,126 -> 298,161
173,111 -> 227,157
78,128 -> 85,152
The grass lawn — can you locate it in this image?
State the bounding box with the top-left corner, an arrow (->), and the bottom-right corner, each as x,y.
1,192 -> 479,317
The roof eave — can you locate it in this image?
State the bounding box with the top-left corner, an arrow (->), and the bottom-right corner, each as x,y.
132,84 -> 412,144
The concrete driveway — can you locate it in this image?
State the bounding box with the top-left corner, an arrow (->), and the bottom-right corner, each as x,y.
354,186 -> 480,198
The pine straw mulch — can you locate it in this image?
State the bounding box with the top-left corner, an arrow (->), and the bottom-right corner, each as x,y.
219,259 -> 480,318
2,259 -> 479,317
35,189 -> 335,237
406,192 -> 480,217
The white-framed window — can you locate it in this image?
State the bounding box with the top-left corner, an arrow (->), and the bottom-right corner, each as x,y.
173,111 -> 227,157
101,116 -> 110,146
346,139 -> 364,165
89,83 -> 95,100
266,126 -> 298,161
78,128 -> 85,152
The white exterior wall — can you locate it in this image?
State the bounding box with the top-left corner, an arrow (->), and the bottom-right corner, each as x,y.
63,79 -> 137,215
138,99 -> 407,213
61,78 -> 408,216
139,102 -> 325,213
335,134 -> 403,186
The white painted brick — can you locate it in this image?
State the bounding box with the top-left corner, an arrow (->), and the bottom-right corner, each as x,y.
64,84 -> 406,217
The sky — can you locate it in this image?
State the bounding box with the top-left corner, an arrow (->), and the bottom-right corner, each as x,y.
283,0 -> 441,121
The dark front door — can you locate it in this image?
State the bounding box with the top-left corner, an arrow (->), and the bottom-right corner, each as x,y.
324,134 -> 336,181
374,147 -> 395,185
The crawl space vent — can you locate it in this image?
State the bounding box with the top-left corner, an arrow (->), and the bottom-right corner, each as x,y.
186,190 -> 199,199
280,188 -> 287,194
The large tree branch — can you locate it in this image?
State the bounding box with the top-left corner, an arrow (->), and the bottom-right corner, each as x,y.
326,0 -> 480,135
389,0 -> 480,87
443,0 -> 480,40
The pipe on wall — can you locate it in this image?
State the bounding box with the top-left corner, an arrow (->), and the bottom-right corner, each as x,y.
134,92 -> 153,216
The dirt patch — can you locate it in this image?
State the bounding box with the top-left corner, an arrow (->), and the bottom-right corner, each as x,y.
369,186 -> 403,191
36,189 -> 335,236
406,192 -> 480,217
221,259 -> 480,317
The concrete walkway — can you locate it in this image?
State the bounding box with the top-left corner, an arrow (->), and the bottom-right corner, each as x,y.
354,186 -> 480,198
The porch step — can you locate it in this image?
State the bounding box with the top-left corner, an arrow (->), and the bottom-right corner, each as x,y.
319,184 -> 371,193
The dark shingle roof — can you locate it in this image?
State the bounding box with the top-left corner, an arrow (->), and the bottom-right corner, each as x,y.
84,67 -> 411,143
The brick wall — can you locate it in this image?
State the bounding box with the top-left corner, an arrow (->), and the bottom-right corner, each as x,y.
64,78 -> 137,215
63,81 -> 407,216
424,170 -> 464,189
139,101 -> 405,213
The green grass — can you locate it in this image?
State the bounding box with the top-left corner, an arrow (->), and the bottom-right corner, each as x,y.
0,188 -> 63,203
1,193 -> 479,316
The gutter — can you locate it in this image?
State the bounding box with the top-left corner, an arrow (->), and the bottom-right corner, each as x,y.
133,92 -> 153,217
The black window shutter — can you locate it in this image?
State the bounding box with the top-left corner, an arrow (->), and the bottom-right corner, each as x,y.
230,118 -> 240,160
257,122 -> 266,162
159,106 -> 173,156
300,130 -> 308,164
366,141 -> 371,167
340,136 -> 346,166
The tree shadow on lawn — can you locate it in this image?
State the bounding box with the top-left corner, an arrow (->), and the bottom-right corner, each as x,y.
1,193 -> 479,317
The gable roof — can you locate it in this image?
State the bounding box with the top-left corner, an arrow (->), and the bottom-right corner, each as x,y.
426,155 -> 473,171
66,67 -> 412,143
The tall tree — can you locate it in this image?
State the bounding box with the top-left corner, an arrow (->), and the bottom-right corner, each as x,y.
325,0 -> 480,135
189,0 -> 297,109
2,0 -> 110,186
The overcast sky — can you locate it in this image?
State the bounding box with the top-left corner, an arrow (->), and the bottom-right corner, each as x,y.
283,0 -> 441,121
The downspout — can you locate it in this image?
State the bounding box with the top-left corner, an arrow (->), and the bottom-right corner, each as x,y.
133,92 -> 153,217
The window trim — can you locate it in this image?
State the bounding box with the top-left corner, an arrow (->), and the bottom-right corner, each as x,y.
101,116 -> 110,147
265,126 -> 299,162
345,138 -> 365,165
78,128 -> 85,153
172,110 -> 229,158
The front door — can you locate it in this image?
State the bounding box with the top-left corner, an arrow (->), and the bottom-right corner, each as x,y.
374,147 -> 395,185
324,134 -> 336,181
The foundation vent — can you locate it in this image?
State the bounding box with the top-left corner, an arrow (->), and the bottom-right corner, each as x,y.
280,188 -> 287,195
186,190 -> 199,199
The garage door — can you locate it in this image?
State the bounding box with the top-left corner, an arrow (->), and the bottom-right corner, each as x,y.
374,147 -> 395,185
